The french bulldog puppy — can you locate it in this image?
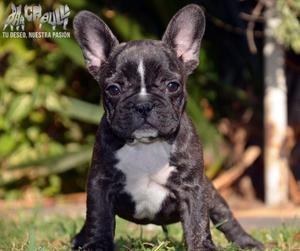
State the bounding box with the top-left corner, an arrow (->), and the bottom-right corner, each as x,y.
72,4 -> 263,251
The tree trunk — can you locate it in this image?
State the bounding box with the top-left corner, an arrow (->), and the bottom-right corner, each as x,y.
263,1 -> 289,206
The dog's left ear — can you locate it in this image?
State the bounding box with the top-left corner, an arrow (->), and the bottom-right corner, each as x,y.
162,4 -> 205,74
73,11 -> 119,81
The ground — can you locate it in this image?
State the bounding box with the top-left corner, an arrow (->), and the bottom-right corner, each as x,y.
0,200 -> 299,251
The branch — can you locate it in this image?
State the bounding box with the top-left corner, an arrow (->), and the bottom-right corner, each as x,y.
246,0 -> 265,54
213,146 -> 261,190
239,12 -> 265,22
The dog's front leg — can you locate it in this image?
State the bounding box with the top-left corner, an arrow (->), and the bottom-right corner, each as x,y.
178,183 -> 217,251
82,168 -> 116,251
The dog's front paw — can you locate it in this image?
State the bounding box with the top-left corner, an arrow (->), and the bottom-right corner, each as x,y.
81,240 -> 114,251
71,232 -> 86,250
71,235 -> 114,251
188,240 -> 217,251
202,239 -> 217,251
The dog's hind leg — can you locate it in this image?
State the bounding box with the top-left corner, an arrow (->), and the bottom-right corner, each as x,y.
206,177 -> 264,250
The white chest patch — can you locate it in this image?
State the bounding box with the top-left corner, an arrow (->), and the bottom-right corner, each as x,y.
115,141 -> 175,219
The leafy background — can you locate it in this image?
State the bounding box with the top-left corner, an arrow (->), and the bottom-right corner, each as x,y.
0,0 -> 299,200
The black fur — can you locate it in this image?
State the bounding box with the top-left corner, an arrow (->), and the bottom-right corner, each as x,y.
72,4 -> 264,251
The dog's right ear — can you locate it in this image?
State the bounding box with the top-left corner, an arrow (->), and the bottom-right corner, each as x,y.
73,11 -> 119,81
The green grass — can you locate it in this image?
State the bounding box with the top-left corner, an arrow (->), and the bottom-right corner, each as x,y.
0,208 -> 299,251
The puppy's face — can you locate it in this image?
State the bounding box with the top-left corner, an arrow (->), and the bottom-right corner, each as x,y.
101,41 -> 185,141
73,5 -> 205,141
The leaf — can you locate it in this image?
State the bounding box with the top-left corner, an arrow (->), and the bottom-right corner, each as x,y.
0,134 -> 17,157
0,39 -> 36,62
46,94 -> 103,124
1,146 -> 93,185
45,93 -> 61,111
107,12 -> 146,40
4,66 -> 37,93
54,38 -> 85,66
42,175 -> 62,196
6,94 -> 33,122
59,96 -> 103,124
43,24 -> 85,66
214,219 -> 228,229
6,143 -> 39,167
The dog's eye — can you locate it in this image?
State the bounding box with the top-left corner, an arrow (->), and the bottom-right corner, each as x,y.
106,84 -> 121,96
166,81 -> 180,93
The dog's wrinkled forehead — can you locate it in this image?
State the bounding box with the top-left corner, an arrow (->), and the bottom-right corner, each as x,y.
107,41 -> 182,86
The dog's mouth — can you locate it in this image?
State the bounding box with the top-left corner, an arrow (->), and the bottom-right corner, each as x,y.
128,123 -> 159,144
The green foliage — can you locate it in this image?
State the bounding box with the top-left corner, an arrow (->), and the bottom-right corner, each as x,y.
276,0 -> 300,52
0,1 -> 103,197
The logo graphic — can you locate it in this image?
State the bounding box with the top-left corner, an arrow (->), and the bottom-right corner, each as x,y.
2,3 -> 71,38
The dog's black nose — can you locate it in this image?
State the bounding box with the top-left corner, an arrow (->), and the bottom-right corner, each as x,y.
135,102 -> 154,117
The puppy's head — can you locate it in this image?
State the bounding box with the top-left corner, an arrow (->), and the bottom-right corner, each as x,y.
73,4 -> 205,142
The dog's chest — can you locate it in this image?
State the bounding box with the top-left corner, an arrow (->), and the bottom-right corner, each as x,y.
115,141 -> 175,219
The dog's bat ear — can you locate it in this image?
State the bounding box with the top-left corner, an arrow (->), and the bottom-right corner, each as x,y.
73,11 -> 119,81
162,4 -> 205,74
